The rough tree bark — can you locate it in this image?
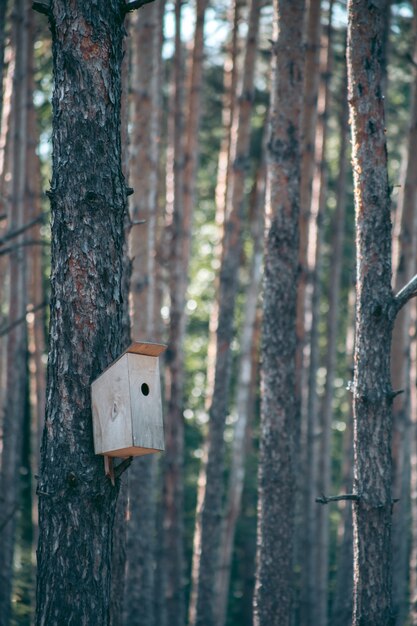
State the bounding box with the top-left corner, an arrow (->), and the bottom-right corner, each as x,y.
253,1 -> 305,625
347,1 -> 417,623
124,4 -> 163,625
0,2 -> 30,622
189,3 -> 261,625
35,1 -> 135,624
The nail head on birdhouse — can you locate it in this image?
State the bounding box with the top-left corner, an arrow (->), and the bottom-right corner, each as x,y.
91,341 -> 166,458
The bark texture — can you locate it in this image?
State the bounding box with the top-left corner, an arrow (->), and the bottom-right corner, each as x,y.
35,2 -> 130,624
347,1 -> 395,624
254,1 -> 305,625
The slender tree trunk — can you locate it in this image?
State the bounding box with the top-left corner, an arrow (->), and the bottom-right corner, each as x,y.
318,63 -> 349,626
0,3 -> 30,622
216,153 -> 266,626
410,300 -> 417,624
310,8 -> 333,626
35,2 -> 132,624
347,1 -> 410,623
206,0 -> 241,408
331,288 -> 356,626
390,6 -> 417,624
162,2 -> 187,624
0,0 -> 8,136
190,4 -> 261,625
254,2 -> 305,625
124,4 -> 163,624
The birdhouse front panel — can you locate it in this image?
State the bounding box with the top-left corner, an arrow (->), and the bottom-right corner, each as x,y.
127,353 -> 164,452
92,354 -> 133,456
91,341 -> 166,458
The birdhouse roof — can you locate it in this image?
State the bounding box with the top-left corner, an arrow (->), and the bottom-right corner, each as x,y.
125,341 -> 167,357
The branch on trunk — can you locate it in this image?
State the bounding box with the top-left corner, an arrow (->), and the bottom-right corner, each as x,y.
0,213 -> 45,245
114,456 -> 133,479
394,274 -> 417,313
315,493 -> 360,505
122,0 -> 155,14
32,1 -> 51,15
0,239 -> 48,256
0,301 -> 48,338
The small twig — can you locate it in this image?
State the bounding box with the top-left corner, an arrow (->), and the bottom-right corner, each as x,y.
131,219 -> 146,226
123,0 -> 155,13
32,1 -> 51,15
0,503 -> 19,533
114,456 -> 133,479
0,301 -> 48,338
0,239 -> 48,256
0,213 -> 45,246
394,274 -> 417,314
315,493 -> 360,505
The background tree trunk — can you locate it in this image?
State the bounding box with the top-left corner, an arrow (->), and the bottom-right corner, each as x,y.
0,2 -> 30,621
124,4 -> 163,624
254,1 -> 305,625
347,1 -> 398,623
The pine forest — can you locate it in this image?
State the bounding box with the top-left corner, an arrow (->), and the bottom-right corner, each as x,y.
1,1 -> 417,625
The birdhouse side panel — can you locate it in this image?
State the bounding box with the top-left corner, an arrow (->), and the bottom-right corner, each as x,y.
92,354 -> 133,455
127,353 -> 165,451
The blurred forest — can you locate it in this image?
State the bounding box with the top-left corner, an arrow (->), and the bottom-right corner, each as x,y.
0,0 -> 417,625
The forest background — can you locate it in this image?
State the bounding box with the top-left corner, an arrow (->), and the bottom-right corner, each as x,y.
0,0 -> 416,625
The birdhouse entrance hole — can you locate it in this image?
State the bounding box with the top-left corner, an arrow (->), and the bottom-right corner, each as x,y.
141,383 -> 150,396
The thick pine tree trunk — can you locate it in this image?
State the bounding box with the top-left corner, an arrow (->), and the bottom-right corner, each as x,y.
254,2 -> 305,625
35,2 -> 131,624
0,2 -> 30,622
347,1 -> 410,623
190,3 -> 261,625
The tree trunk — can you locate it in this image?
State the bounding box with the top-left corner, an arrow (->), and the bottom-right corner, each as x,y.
190,3 -> 261,625
390,5 -> 417,624
410,300 -> 417,625
0,0 -> 8,137
216,152 -> 266,626
162,2 -> 187,624
206,0 -> 241,408
254,2 -> 305,625
35,2 -> 131,624
124,4 -> 163,624
310,8 -> 333,626
0,2 -> 30,622
347,1 -> 400,623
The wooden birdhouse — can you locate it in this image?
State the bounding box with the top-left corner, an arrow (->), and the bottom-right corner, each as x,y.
91,342 -> 166,460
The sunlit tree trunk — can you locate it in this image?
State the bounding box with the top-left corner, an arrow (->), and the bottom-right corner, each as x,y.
0,2 -> 30,622
35,1 -> 132,623
254,1 -> 305,625
347,1 -> 415,623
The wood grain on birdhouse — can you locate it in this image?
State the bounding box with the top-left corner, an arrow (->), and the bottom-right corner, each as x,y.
91,342 -> 166,457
